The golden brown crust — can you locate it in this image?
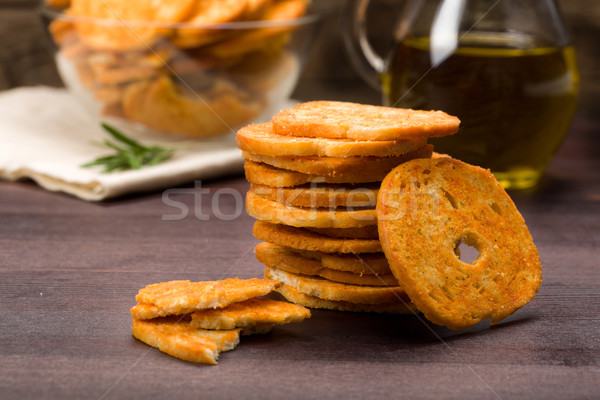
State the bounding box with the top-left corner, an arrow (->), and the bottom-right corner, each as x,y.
236,122 -> 427,157
190,297 -> 310,331
272,101 -> 460,140
246,190 -> 377,228
131,278 -> 279,319
253,221 -> 382,253
377,157 -> 542,330
275,283 -> 416,314
250,183 -> 379,208
244,160 -> 386,186
255,243 -> 397,286
131,317 -> 240,364
242,144 -> 433,177
265,266 -> 407,304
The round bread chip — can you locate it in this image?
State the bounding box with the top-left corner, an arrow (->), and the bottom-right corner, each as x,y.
377,157 -> 542,330
246,190 -> 377,228
272,100 -> 460,140
250,183 -> 379,209
256,243 -> 397,286
242,144 -> 433,177
69,0 -> 197,50
236,122 -> 427,158
244,160 -> 387,186
276,283 -> 416,314
305,226 -> 379,239
253,221 -> 382,254
265,266 -> 406,304
204,0 -> 309,58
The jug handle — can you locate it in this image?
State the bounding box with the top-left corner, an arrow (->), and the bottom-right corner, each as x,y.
342,0 -> 384,90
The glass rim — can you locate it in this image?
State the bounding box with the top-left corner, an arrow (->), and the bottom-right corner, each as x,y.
39,4 -> 321,30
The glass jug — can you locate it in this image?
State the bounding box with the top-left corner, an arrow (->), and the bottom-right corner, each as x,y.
344,0 -> 579,190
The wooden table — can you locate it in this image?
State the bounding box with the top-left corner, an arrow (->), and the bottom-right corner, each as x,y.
1,112 -> 599,399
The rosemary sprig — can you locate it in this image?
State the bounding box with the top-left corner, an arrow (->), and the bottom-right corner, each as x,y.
82,123 -> 175,173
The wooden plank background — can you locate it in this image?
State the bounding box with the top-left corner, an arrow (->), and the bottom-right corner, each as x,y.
1,0 -> 598,117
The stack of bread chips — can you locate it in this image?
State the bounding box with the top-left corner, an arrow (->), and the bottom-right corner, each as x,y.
236,101 -> 461,313
130,278 -> 310,364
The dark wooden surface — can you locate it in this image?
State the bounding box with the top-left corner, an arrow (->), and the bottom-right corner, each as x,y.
1,116 -> 599,400
1,1 -> 600,399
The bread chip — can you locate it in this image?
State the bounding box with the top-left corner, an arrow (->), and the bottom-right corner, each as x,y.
286,247 -> 391,275
246,190 -> 377,229
68,0 -> 197,50
277,283 -> 416,314
205,0 -> 309,58
242,144 -> 433,176
272,100 -> 460,140
256,243 -> 397,286
236,122 -> 427,157
245,160 -> 387,186
122,75 -> 263,137
190,297 -> 310,333
305,226 -> 379,239
377,157 -> 542,330
132,316 -> 240,364
265,266 -> 407,304
250,183 -> 379,209
172,0 -> 249,48
131,278 -> 280,319
254,221 -> 382,253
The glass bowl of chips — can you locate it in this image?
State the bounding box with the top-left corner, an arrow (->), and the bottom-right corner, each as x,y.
41,0 -> 319,141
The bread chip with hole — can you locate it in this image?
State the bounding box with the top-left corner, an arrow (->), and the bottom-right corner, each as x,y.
377,157 -> 542,330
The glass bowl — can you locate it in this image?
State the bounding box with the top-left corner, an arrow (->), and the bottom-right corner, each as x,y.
40,1 -> 319,142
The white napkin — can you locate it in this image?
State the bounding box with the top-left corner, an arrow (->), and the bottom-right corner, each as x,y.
0,86 -> 250,201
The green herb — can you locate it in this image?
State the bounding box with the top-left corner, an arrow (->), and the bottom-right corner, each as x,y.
82,123 -> 174,173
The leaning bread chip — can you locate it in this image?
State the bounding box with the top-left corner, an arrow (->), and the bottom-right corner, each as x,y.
132,316 -> 240,365
256,243 -> 397,286
131,278 -> 279,319
242,145 -> 433,177
237,122 -> 427,158
250,183 -> 379,209
246,190 -> 377,229
265,266 -> 406,304
245,160 -> 387,186
253,221 -> 382,253
190,297 -> 310,333
377,157 -> 542,330
276,283 -> 416,314
272,100 -> 460,140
